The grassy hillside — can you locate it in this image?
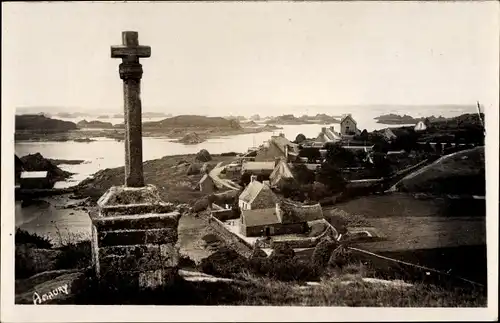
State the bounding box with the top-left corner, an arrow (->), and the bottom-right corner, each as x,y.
393,147 -> 485,195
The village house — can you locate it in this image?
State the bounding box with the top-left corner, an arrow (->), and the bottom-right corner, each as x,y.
239,200 -> 324,237
19,171 -> 53,189
316,126 -> 342,145
414,120 -> 428,132
382,128 -> 398,142
254,133 -> 299,162
241,161 -> 276,179
269,159 -> 295,187
195,173 -> 217,194
340,114 -> 359,136
238,177 -> 278,210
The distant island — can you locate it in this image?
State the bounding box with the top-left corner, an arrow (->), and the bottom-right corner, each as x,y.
15,114 -> 78,133
266,114 -> 340,125
77,120 -> 114,129
14,114 -> 284,144
375,114 -> 448,125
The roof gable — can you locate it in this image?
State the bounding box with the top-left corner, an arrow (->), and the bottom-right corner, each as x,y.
340,114 -> 357,125
269,160 -> 295,186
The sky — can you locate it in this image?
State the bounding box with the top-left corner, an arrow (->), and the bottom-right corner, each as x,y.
2,1 -> 499,116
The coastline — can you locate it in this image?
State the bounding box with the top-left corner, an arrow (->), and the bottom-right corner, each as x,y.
14,125 -> 284,144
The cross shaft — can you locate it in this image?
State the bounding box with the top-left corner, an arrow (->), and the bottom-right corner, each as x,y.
111,31 -> 151,187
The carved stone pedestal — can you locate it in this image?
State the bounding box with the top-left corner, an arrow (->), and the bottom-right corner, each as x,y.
89,185 -> 181,289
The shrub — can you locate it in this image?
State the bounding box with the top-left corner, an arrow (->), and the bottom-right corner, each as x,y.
179,255 -> 197,269
15,228 -> 53,249
199,247 -> 249,278
295,133 -> 307,144
328,245 -> 352,269
293,164 -> 316,184
55,240 -> 92,270
195,149 -> 212,162
316,163 -> 346,193
311,237 -> 339,270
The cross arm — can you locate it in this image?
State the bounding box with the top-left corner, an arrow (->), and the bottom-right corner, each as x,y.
111,45 -> 151,59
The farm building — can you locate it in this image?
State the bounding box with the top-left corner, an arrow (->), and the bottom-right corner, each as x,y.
340,114 -> 359,136
269,159 -> 295,187
238,178 -> 278,210
239,200 -> 325,237
255,133 -> 299,162
19,171 -> 53,189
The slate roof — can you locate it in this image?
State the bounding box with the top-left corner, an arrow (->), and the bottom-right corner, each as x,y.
340,114 -> 357,125
239,180 -> 276,204
241,208 -> 281,227
270,136 -> 299,155
269,160 -> 295,186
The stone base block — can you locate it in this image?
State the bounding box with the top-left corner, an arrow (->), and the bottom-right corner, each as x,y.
97,185 -> 176,216
99,267 -> 178,290
90,184 -> 181,290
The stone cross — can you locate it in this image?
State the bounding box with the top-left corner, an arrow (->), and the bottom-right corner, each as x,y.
111,31 -> 151,187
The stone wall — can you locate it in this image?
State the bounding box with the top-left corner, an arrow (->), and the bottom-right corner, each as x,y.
208,215 -> 253,259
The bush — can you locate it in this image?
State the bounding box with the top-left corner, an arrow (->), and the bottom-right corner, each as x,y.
179,255 -> 197,269
316,163 -> 346,193
195,149 -> 212,162
293,164 -> 316,184
15,228 -> 53,249
311,237 -> 339,270
199,247 -> 249,278
295,133 -> 307,144
55,240 -> 92,270
250,256 -> 320,282
328,245 -> 352,269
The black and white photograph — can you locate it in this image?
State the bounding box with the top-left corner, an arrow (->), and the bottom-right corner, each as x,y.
1,1 -> 498,321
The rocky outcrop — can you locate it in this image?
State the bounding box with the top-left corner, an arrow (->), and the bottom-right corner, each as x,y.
77,120 -> 114,129
20,152 -> 73,180
176,132 -> 205,145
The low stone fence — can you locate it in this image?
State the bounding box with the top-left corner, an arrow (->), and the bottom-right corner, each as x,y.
207,215 -> 254,259
270,220 -> 337,249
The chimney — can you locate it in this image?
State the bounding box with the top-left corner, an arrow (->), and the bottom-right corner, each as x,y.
284,145 -> 289,160
330,125 -> 335,132
275,203 -> 282,223
275,157 -> 281,167
250,175 -> 257,183
321,127 -> 327,133
279,132 -> 285,137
